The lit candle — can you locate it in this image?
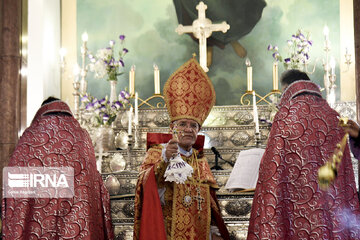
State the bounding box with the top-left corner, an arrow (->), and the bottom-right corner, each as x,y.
135,92 -> 139,125
253,91 -> 259,134
323,25 -> 329,41
129,65 -> 135,97
153,64 -> 161,95
246,58 -> 252,92
81,32 -> 88,42
330,56 -> 336,75
73,64 -> 80,83
128,106 -> 133,135
272,62 -> 278,91
59,48 -> 67,65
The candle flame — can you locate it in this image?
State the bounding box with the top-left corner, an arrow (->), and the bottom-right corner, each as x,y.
245,58 -> 251,67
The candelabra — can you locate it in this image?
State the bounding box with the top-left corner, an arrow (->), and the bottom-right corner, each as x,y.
72,81 -> 80,118
343,48 -> 352,72
80,32 -> 88,95
126,134 -> 134,171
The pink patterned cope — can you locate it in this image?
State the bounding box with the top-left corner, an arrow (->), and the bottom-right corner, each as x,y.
247,81 -> 360,240
2,100 -> 114,240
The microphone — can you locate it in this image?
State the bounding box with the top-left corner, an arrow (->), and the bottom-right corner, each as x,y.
211,147 -> 222,159
210,147 -> 234,168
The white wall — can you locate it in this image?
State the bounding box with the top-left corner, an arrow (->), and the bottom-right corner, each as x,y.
27,0 -> 61,126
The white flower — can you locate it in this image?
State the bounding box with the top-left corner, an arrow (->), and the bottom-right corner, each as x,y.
96,48 -> 112,60
93,61 -> 107,79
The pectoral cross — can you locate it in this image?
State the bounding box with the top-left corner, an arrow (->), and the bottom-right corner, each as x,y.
194,186 -> 204,211
175,1 -> 230,72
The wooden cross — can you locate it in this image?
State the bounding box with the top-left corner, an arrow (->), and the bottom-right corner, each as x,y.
175,1 -> 230,72
194,186 -> 205,211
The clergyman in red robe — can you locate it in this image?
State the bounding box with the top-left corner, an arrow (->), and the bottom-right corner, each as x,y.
133,58 -> 230,240
247,70 -> 360,239
2,97 -> 114,240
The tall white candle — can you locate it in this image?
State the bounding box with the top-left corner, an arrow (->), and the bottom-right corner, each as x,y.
253,91 -> 260,134
246,58 -> 252,92
323,25 -> 329,41
153,64 -> 161,95
272,62 -> 278,91
330,56 -> 336,75
135,92 -> 139,125
128,107 -> 133,135
129,65 -> 135,97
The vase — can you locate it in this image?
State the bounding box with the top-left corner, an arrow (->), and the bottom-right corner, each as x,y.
109,80 -> 117,104
104,174 -> 120,195
95,125 -> 115,152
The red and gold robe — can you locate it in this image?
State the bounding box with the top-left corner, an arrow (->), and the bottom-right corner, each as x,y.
2,100 -> 114,240
247,81 -> 360,239
134,133 -> 230,240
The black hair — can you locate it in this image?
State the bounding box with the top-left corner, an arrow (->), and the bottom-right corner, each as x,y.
41,97 -> 60,106
280,69 -> 310,86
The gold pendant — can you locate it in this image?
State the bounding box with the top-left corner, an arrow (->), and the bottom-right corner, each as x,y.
183,195 -> 192,208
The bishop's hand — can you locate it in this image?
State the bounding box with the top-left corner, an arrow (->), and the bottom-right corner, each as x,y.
165,138 -> 179,160
341,119 -> 360,139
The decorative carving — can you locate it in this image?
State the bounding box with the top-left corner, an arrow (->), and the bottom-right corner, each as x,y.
230,131 -> 251,146
334,102 -> 356,120
233,111 -> 253,125
114,231 -> 126,240
111,202 -> 122,216
153,112 -> 170,127
209,132 -> 226,147
225,200 -> 252,216
122,202 -> 135,218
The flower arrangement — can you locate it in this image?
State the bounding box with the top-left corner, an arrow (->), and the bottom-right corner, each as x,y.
81,90 -> 130,126
88,35 -> 129,81
268,29 -> 313,70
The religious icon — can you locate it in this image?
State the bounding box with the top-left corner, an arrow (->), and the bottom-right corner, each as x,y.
173,0 -> 266,68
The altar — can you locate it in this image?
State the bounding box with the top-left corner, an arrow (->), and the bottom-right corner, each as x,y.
68,2 -> 358,238
76,101 -> 357,240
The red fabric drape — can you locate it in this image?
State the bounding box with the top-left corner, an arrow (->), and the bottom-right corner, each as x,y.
2,101 -> 114,240
139,167 -> 167,240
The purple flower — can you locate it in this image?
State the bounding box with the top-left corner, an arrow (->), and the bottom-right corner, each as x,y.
119,59 -> 124,67
103,114 -> 110,123
284,58 -> 291,63
81,95 -> 89,102
99,106 -> 106,113
267,44 -> 273,51
119,35 -> 125,41
99,98 -> 106,105
113,101 -> 123,110
85,103 -> 94,111
272,52 -> 279,59
123,48 -> 129,54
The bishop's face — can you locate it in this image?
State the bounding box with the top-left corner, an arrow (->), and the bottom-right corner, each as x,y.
171,119 -> 200,151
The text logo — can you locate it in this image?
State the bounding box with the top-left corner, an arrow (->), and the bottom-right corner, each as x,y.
3,167 -> 74,198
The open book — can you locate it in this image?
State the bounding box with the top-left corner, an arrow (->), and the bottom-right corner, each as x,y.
225,148 -> 265,191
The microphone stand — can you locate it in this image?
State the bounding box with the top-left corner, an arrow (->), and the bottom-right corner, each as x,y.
211,154 -> 223,170
210,149 -> 234,170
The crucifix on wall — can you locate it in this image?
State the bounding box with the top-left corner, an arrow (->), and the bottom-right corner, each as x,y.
175,1 -> 230,72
